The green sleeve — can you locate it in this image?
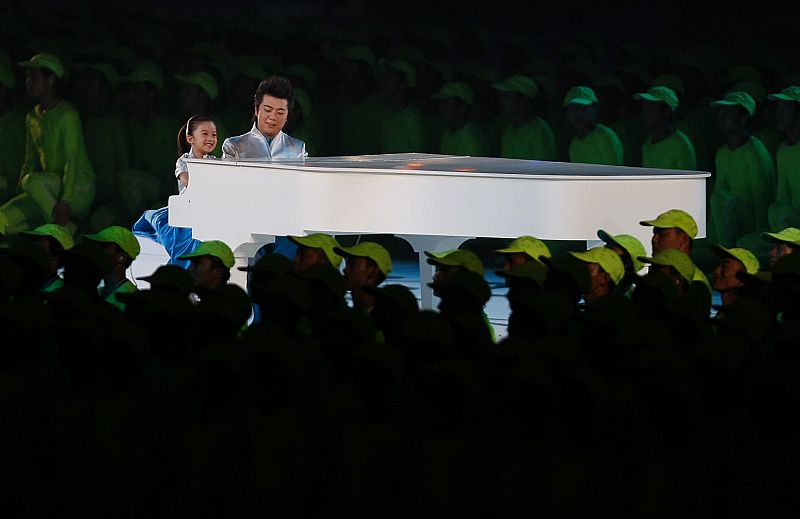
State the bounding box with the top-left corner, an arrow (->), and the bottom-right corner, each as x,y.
58,109 -> 91,204
19,112 -> 38,188
752,143 -> 776,229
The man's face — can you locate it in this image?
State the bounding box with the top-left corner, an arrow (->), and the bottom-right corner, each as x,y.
343,256 -> 379,291
565,103 -> 596,135
769,242 -> 795,268
712,258 -> 745,292
254,94 -> 289,138
640,100 -> 670,133
775,100 -> 799,135
651,227 -> 690,255
584,262 -> 611,303
716,105 -> 746,138
188,255 -> 223,290
25,67 -> 50,99
650,264 -> 688,294
502,252 -> 530,272
294,245 -> 330,271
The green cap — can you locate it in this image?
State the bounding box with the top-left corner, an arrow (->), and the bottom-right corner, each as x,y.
710,244 -> 760,274
494,235 -> 551,262
431,81 -> 474,105
334,241 -> 393,275
597,230 -> 647,272
762,227 -> 800,246
569,246 -> 625,285
767,85 -> 800,103
0,64 -> 14,89
424,249 -> 484,276
495,261 -> 548,287
137,265 -> 193,293
288,233 -> 343,268
177,240 -> 235,269
175,71 -> 219,100
638,249 -> 696,283
121,61 -> 164,89
18,52 -> 65,78
334,44 -> 376,66
634,85 -> 679,112
378,58 -> 417,87
709,90 -> 756,117
21,223 -> 74,250
732,80 -> 765,105
87,62 -> 120,90
491,74 -> 538,99
83,225 -> 140,259
651,73 -> 685,97
639,208 -> 698,239
563,85 -> 597,106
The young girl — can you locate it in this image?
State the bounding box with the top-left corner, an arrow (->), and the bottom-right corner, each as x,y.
175,115 -> 218,194
132,115 -> 218,267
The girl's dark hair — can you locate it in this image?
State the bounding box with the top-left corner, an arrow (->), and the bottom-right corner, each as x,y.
253,75 -> 294,111
177,115 -> 214,156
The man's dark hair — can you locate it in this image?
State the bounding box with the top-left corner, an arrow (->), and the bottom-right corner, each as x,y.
253,75 -> 294,111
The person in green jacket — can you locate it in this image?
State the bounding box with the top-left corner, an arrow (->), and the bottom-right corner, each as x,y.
634,85 -> 697,170
767,86 -> 800,230
708,91 -> 776,249
376,58 -> 426,154
0,56 -> 26,203
1,53 -> 96,235
19,223 -> 75,292
432,81 -> 489,157
491,74 -> 557,161
563,85 -> 624,166
82,225 -> 141,311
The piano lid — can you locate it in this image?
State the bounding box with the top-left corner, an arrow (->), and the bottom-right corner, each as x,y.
194,152 -> 711,180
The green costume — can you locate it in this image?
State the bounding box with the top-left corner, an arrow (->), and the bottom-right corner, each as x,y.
103,278 -> 138,311
568,123 -> 624,166
378,105 -> 426,153
440,121 -> 489,157
768,140 -> 800,229
82,111 -> 131,207
641,130 -> 697,170
497,117 -> 556,160
337,94 -> 386,155
0,107 -> 26,201
1,101 -> 95,234
709,136 -> 776,247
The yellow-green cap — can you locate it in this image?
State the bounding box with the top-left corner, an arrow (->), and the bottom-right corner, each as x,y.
175,71 -> 219,100
288,233 -> 343,268
87,62 -> 120,90
495,261 -> 548,286
424,249 -> 484,276
651,73 -> 685,97
732,79 -> 765,105
378,58 -> 417,87
334,44 -> 376,66
21,223 -> 74,250
597,230 -> 646,272
18,52 -> 65,78
639,208 -> 698,239
634,85 -> 679,112
491,74 -> 538,99
563,85 -> 597,106
710,244 -> 760,274
709,90 -> 756,117
431,81 -> 474,105
83,225 -> 140,259
0,64 -> 14,89
177,240 -> 234,269
335,241 -> 393,275
121,61 -> 164,89
494,235 -> 551,262
768,85 -> 800,104
762,227 -> 800,246
569,246 -> 625,285
638,249 -> 696,283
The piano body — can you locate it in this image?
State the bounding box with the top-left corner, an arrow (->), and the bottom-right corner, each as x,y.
159,153 -> 710,308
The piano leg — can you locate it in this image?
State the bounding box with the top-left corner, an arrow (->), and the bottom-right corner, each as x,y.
396,234 -> 473,310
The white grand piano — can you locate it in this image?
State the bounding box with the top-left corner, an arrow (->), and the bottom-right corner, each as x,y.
134,153 -> 710,308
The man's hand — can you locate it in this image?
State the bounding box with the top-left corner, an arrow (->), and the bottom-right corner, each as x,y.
52,200 -> 72,225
